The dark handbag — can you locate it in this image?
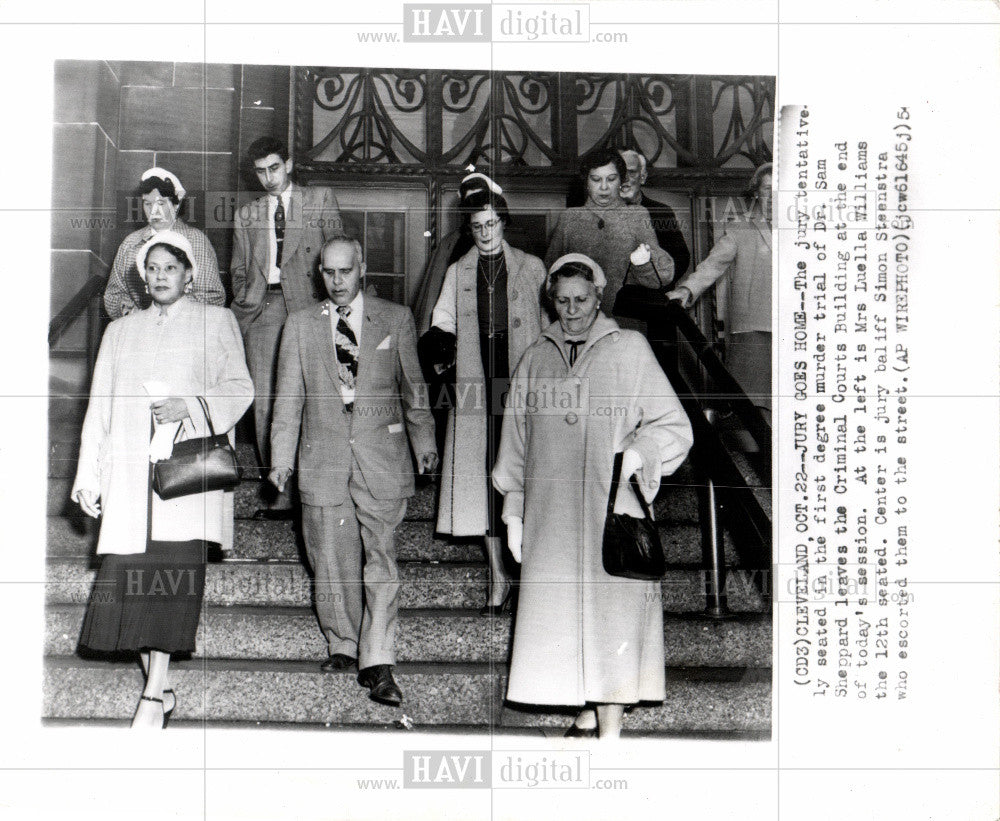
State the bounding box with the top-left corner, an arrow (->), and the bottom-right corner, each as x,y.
418,326 -> 458,409
612,258 -> 669,320
151,396 -> 240,500
601,451 -> 666,580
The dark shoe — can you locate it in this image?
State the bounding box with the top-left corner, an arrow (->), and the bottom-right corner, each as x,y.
480,583 -> 515,617
253,508 -> 294,521
320,653 -> 357,673
162,689 -> 176,728
564,723 -> 597,738
358,665 -> 403,706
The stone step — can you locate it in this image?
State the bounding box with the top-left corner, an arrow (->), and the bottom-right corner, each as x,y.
46,604 -> 771,666
47,473 -> 702,524
43,657 -> 770,733
47,515 -> 736,565
45,558 -> 769,613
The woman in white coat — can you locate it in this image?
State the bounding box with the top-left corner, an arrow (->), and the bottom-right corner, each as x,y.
72,230 -> 253,729
492,253 -> 693,739
426,180 -> 547,613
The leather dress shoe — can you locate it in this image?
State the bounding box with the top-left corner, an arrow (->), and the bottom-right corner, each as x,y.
320,653 -> 357,672
357,665 -> 403,706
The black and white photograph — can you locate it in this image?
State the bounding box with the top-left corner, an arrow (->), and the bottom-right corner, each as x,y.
46,59 -> 775,737
2,1 -> 998,819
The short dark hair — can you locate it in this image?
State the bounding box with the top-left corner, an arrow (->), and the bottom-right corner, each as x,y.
137,176 -> 181,206
580,147 -> 627,181
461,189 -> 512,229
248,136 -> 289,163
145,242 -> 193,272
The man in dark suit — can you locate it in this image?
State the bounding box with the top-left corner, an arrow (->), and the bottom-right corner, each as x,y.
269,237 -> 438,706
230,137 -> 342,517
619,149 -> 691,277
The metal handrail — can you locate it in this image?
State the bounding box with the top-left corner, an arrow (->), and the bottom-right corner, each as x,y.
642,298 -> 772,614
661,300 -> 771,477
48,275 -> 105,347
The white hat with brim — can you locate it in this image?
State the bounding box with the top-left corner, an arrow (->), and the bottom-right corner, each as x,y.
547,253 -> 607,290
141,166 -> 186,200
135,230 -> 199,283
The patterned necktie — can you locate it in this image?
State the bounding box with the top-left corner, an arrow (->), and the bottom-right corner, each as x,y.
566,339 -> 585,366
335,305 -> 359,390
273,195 -> 285,268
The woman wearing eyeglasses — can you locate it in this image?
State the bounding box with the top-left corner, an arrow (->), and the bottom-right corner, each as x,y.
426,179 -> 548,614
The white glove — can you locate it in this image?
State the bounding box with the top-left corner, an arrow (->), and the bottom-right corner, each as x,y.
629,243 -> 652,266
621,448 -> 643,483
506,517 -> 523,563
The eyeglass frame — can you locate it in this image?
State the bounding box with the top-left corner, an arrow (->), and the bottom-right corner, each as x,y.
468,217 -> 503,235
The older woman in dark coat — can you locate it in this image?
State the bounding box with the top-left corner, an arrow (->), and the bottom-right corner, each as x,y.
493,253 -> 692,739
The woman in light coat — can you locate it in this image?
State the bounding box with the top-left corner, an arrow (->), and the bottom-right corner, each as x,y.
72,230 -> 253,729
427,181 -> 547,613
492,253 -> 693,739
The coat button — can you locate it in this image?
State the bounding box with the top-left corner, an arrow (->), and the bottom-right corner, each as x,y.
511,290 -> 519,300
565,412 -> 578,425
349,438 -> 355,444
512,318 -> 521,329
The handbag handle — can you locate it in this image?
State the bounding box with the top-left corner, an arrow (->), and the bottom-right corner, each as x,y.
623,258 -> 665,289
170,396 -> 218,443
607,451 -> 656,522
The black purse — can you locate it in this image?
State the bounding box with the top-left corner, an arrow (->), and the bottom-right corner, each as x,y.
612,258 -> 668,321
601,451 -> 666,580
151,396 -> 240,500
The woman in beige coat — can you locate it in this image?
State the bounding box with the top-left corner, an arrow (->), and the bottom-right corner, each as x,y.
72,231 -> 253,729
428,183 -> 547,613
493,253 -> 693,739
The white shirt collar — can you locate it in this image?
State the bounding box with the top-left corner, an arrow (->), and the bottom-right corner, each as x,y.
271,182 -> 293,206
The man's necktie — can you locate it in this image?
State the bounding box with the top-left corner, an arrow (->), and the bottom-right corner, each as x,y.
335,305 -> 359,392
274,196 -> 285,268
566,339 -> 585,366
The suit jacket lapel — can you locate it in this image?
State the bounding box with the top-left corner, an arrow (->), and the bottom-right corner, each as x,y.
281,186 -> 305,262
310,302 -> 343,390
252,195 -> 271,274
355,297 -> 387,397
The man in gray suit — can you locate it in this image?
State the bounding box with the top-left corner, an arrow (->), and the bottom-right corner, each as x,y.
269,237 -> 438,705
230,137 -> 341,517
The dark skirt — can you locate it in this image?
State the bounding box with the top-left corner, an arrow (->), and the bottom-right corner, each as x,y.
78,540 -> 209,654
480,332 -> 510,538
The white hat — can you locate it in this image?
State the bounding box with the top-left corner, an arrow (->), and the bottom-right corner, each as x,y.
547,253 -> 607,290
461,164 -> 502,196
135,230 -> 199,283
141,167 -> 186,200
